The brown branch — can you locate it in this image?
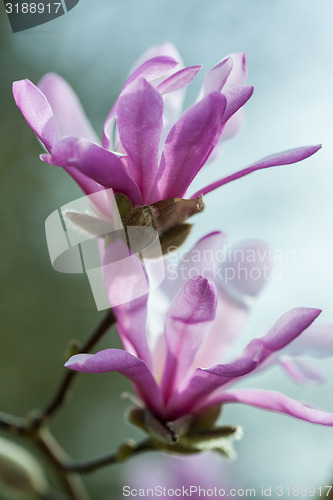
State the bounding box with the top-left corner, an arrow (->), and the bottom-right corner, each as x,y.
0,411 -> 26,434
36,429 -> 90,500
63,439 -> 155,474
0,310 -> 118,498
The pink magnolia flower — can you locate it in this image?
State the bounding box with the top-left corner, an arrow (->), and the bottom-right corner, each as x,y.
65,233 -> 333,429
12,43 -> 321,208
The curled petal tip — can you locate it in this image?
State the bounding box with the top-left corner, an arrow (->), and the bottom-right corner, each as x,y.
295,307 -> 322,319
64,353 -> 91,369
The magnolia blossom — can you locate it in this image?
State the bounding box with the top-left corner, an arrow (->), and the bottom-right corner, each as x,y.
13,43 -> 321,209
65,233 -> 333,428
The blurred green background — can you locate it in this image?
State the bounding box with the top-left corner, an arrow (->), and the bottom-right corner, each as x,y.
1,0 -> 333,498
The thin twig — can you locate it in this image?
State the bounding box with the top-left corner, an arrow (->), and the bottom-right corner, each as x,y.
0,310 -> 118,499
63,439 -> 155,474
36,429 -> 90,500
36,310 -> 116,425
0,411 -> 26,434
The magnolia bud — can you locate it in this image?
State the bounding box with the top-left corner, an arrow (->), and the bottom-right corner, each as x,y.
190,404 -> 222,431
151,196 -> 204,235
0,437 -> 48,499
116,440 -> 136,462
117,194 -> 205,254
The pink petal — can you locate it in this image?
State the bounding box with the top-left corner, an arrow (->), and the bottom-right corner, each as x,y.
126,55 -> 179,86
103,240 -> 152,367
40,153 -> 102,196
174,231 -> 227,284
129,43 -> 182,74
284,324 -> 333,358
243,307 -> 322,365
202,86 -> 253,164
223,52 -> 247,91
38,73 -> 99,143
193,288 -> 248,368
160,231 -> 226,301
102,55 -> 178,149
200,52 -> 246,98
13,79 -> 59,152
221,86 -> 254,125
202,57 -> 233,95
191,145 -> 322,199
49,137 -> 143,205
160,276 -> 217,402
116,78 -> 163,201
278,357 -> 325,385
153,92 -> 227,202
201,53 -> 247,143
65,349 -> 163,415
264,324 -> 333,385
217,240 -> 273,300
157,66 -> 202,94
220,111 -> 245,141
211,389 -> 333,426
165,357 -> 257,420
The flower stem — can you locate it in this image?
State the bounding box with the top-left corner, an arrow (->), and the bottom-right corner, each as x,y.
35,310 -> 116,425
36,429 -> 90,500
0,411 -> 26,434
0,310 -> 117,500
63,439 -> 155,474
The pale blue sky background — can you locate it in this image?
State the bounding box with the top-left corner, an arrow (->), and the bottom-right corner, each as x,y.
1,0 -> 333,497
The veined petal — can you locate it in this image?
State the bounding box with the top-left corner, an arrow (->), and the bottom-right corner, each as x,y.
203,86 -> 253,163
41,153 -> 102,196
191,145 -> 322,199
200,53 -> 247,144
157,66 -> 202,94
160,276 -> 217,402
264,324 -> 333,385
49,137 -> 143,205
153,92 -> 227,202
209,389 -> 333,426
102,55 -> 178,149
192,240 -> 271,366
202,57 -> 233,95
13,79 -> 59,152
126,55 -> 179,88
38,73 -> 99,143
117,78 -> 163,201
104,240 -> 152,367
193,289 -> 248,368
201,52 -> 247,97
165,357 -> 257,420
129,43 -> 182,74
192,308 -> 321,407
222,86 -> 254,124
283,324 -> 333,358
243,307 -> 322,365
176,231 -> 227,283
277,357 -> 325,385
65,349 -> 163,415
223,52 -> 247,91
